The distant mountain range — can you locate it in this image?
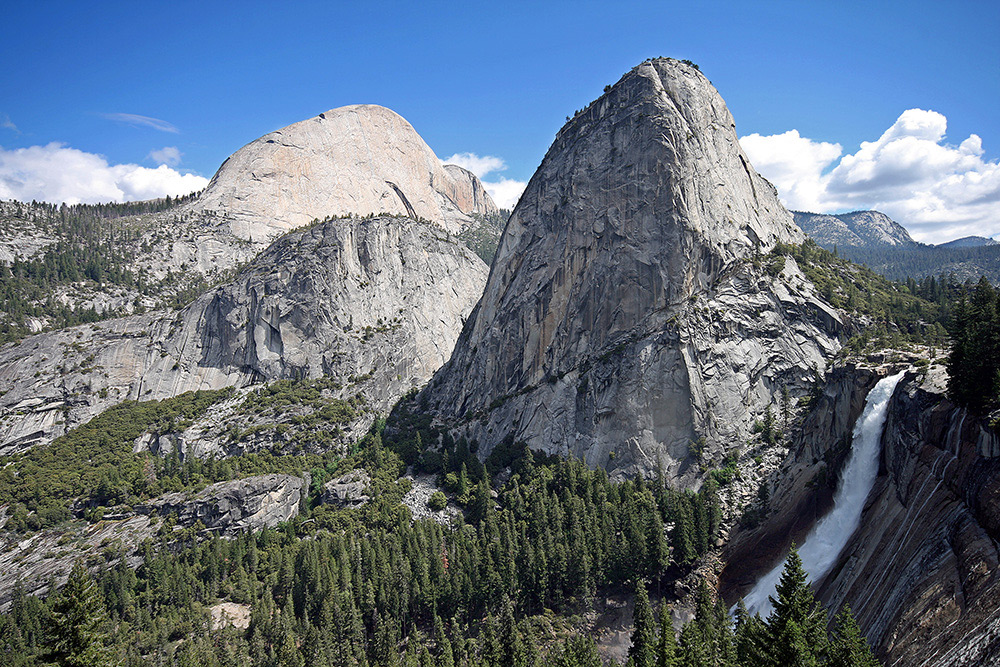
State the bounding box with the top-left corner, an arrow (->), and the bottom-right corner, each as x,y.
793,210 -> 1000,282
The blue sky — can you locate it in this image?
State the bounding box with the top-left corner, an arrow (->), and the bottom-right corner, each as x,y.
1,0 -> 998,241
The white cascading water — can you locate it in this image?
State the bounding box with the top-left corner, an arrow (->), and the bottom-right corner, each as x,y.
738,371 -> 907,618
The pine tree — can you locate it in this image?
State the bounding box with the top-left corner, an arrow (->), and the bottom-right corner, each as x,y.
765,547 -> 828,667
656,604 -> 678,667
734,599 -> 768,667
629,581 -> 656,667
828,605 -> 880,667
45,562 -> 117,667
550,636 -> 602,667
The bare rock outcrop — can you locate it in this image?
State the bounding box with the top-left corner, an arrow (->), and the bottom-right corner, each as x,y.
192,104 -> 496,240
442,164 -> 500,218
320,470 -> 371,508
0,216 -> 488,454
423,58 -> 839,478
139,474 -> 305,537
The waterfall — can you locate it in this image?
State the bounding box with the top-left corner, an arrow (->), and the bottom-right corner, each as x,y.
738,371 -> 907,618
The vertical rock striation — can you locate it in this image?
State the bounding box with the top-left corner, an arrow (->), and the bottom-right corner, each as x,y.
424,58 -> 840,477
817,367 -> 1000,666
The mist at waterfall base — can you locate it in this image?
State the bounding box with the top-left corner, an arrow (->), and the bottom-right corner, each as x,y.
738,371 -> 907,618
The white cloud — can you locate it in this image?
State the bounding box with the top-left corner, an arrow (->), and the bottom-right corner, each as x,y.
443,151 -> 526,210
740,109 -> 1000,244
148,146 -> 182,166
101,112 -> 179,134
0,114 -> 17,134
0,142 -> 208,205
739,130 -> 842,213
482,177 -> 527,210
443,152 -> 506,179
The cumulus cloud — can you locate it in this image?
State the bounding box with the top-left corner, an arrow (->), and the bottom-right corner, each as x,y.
443,152 -> 507,179
101,112 -> 179,133
0,142 -> 208,204
480,177 -> 526,210
443,151 -> 527,210
739,130 -> 842,213
148,146 -> 182,166
740,109 -> 1000,244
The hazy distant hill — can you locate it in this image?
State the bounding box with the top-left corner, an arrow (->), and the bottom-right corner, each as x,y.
938,235 -> 998,249
794,209 -> 1000,283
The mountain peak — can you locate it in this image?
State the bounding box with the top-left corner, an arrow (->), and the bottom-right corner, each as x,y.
938,235 -> 998,248
424,60 -> 831,475
793,210 -> 916,247
193,104 -> 497,240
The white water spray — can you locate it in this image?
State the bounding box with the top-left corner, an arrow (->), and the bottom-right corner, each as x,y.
738,371 -> 906,618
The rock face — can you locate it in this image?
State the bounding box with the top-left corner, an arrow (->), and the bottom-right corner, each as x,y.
183,216 -> 486,395
721,365 -> 883,595
321,470 -> 371,508
424,58 -> 840,477
140,474 -> 306,537
815,368 -> 1000,666
193,104 -> 496,239
0,215 -> 488,454
793,210 -> 916,248
442,164 -> 501,218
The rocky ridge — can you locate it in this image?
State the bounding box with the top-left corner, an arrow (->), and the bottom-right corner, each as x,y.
424,58 -> 841,478
0,473 -> 307,610
0,215 -> 488,454
0,105 -> 499,341
793,210 -> 917,248
139,473 -> 306,538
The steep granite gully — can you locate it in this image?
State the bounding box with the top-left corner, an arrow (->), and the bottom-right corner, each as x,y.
423,57 -> 841,479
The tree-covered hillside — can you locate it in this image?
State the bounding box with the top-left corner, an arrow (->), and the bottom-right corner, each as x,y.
0,196 -> 217,345
0,422 -> 877,666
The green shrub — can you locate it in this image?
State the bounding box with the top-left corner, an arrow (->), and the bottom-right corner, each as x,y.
427,491 -> 447,512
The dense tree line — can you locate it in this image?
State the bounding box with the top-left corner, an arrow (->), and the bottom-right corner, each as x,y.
0,432 -> 730,665
947,276 -> 1000,413
621,548 -> 878,667
0,432 -> 878,666
0,195 -> 203,344
769,241 -> 955,352
828,242 -> 1000,284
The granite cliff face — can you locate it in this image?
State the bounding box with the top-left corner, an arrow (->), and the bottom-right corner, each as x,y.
0,215 -> 487,454
816,368 -> 1000,666
720,365 -> 884,592
722,364 -> 1000,665
139,474 -> 306,538
424,58 -> 840,477
192,104 -> 496,240
0,105 -> 499,342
